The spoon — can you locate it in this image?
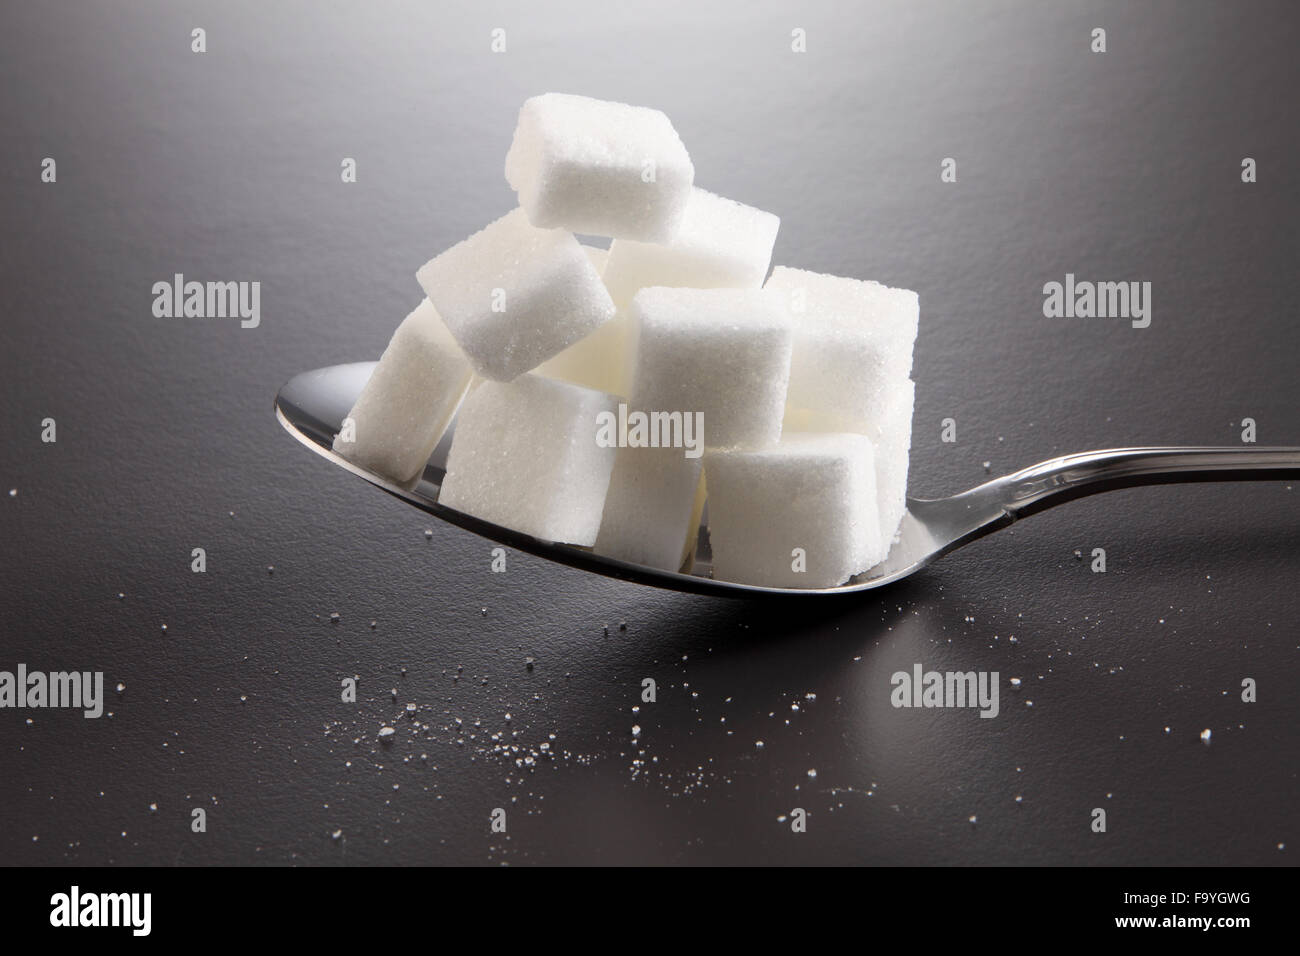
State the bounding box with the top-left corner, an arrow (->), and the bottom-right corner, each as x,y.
275,362 -> 1300,597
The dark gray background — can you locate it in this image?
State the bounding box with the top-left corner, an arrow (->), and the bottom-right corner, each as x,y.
1,0 -> 1296,865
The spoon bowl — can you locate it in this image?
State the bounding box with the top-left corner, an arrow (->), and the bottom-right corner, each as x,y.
276,362 -> 1300,596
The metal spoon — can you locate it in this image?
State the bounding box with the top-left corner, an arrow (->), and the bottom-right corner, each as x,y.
275,362 -> 1300,597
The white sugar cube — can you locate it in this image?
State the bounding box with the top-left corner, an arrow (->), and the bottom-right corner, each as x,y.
786,378 -> 915,546
704,433 -> 886,589
505,93 -> 694,242
594,446 -> 704,572
866,378 -> 913,546
602,188 -> 780,307
415,207 -> 616,382
765,266 -> 919,428
629,287 -> 792,450
438,374 -> 618,545
332,298 -> 473,486
536,313 -> 632,398
535,244 -> 629,396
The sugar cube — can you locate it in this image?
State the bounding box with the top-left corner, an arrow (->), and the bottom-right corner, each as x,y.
438,374 -> 618,545
536,313 -> 632,398
332,298 -> 473,486
602,188 -> 780,307
785,378 -> 914,546
704,433 -> 886,589
629,287 -> 792,450
765,266 -> 919,428
535,244 -> 629,395
505,93 -> 694,242
866,378 -> 913,545
594,446 -> 704,571
416,207 -> 616,382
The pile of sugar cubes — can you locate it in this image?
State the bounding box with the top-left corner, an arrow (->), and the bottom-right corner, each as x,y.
334,93 -> 918,589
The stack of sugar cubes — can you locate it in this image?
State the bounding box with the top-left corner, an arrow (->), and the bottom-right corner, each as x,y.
332,92 -> 918,589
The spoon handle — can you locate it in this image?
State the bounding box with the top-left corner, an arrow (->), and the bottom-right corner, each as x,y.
994,446 -> 1300,518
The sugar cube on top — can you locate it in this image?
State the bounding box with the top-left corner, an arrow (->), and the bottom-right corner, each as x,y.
505,93 -> 695,242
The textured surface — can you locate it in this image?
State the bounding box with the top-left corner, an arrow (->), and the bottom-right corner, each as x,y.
786,379 -> 917,545
706,433 -> 884,587
505,93 -> 694,241
0,0 -> 1296,866
332,299 -> 473,485
595,446 -> 704,571
767,265 -> 919,429
630,287 -> 793,449
535,245 -> 629,395
872,380 -> 916,544
603,187 -> 781,306
415,207 -> 615,381
439,375 -> 618,545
